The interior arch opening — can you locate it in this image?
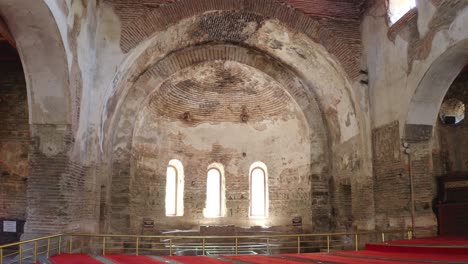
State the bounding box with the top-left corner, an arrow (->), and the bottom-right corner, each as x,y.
433,65 -> 468,236
0,25 -> 28,245
125,59 -> 324,233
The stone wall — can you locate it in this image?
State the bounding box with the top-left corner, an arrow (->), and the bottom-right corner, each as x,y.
0,60 -> 28,220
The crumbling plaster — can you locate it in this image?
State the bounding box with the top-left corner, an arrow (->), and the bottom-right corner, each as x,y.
128,61 -> 317,231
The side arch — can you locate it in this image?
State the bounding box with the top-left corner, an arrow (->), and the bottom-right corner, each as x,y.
406,39 -> 468,136
0,0 -> 70,125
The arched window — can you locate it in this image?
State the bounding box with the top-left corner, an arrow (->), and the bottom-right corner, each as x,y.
204,163 -> 225,217
388,0 -> 416,24
165,160 -> 184,216
250,162 -> 268,218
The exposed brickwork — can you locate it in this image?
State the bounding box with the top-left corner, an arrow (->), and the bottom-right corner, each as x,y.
24,125 -> 99,237
373,121 -> 436,234
112,59 -> 324,233
331,135 -> 373,231
102,35 -> 348,233
372,121 -> 408,228
106,0 -> 363,79
0,60 -> 29,220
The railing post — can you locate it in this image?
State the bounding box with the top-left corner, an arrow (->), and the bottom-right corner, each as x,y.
19,244 -> 22,264
58,236 -> 62,254
235,238 -> 238,256
69,236 -> 73,253
202,238 -> 205,256
34,241 -> 37,262
102,237 -> 106,256
354,234 -> 359,251
297,236 -> 301,254
381,232 -> 385,243
47,238 -> 51,257
1,248 -> 3,264
169,239 -> 172,256
136,237 -> 139,256
267,238 -> 270,255
327,235 -> 330,253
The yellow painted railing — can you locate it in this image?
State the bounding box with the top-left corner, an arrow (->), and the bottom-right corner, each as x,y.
0,229 -> 412,264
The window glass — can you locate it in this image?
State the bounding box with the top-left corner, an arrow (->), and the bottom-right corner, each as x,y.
165,166 -> 177,216
251,168 -> 266,216
389,0 -> 416,24
206,168 -> 221,217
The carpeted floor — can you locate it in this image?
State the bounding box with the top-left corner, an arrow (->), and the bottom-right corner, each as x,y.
337,250 -> 468,262
105,254 -> 166,264
162,256 -> 232,263
224,255 -> 312,264
49,254 -> 103,264
44,236 -> 468,264
388,236 -> 468,245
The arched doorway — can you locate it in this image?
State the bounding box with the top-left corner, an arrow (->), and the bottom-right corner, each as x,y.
0,26 -> 28,245
405,39 -> 468,236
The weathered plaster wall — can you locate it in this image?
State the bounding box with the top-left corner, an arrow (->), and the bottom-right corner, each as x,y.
362,0 -> 468,235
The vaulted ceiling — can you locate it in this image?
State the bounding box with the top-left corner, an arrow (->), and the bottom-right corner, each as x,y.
106,0 -> 368,22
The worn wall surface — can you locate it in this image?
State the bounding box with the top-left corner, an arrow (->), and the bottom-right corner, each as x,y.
102,2 -> 370,235
128,61 -> 319,232
0,60 -> 28,220
363,0 -> 468,235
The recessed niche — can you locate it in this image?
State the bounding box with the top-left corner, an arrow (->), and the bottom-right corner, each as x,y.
439,98 -> 465,125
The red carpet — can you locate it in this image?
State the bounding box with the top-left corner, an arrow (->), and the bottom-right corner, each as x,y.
163,256 -> 231,263
49,254 -> 103,264
44,236 -> 468,264
105,254 -> 165,263
223,255 -> 310,264
389,236 -> 468,245
282,253 -> 422,263
366,243 -> 468,254
337,250 -> 468,261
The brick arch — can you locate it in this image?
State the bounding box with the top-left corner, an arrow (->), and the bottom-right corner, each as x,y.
115,0 -> 361,79
101,16 -> 365,233
100,16 -> 361,153
107,44 -> 329,232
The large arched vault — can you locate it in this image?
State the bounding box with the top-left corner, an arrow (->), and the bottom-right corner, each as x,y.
99,10 -> 370,233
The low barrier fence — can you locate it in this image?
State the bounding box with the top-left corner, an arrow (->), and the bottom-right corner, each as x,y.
0,229 -> 412,264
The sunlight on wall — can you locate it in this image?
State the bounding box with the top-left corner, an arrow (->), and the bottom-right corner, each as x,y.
389,0 -> 416,24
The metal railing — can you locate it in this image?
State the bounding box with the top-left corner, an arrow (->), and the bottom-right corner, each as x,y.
0,229 -> 412,264
0,234 -> 65,264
